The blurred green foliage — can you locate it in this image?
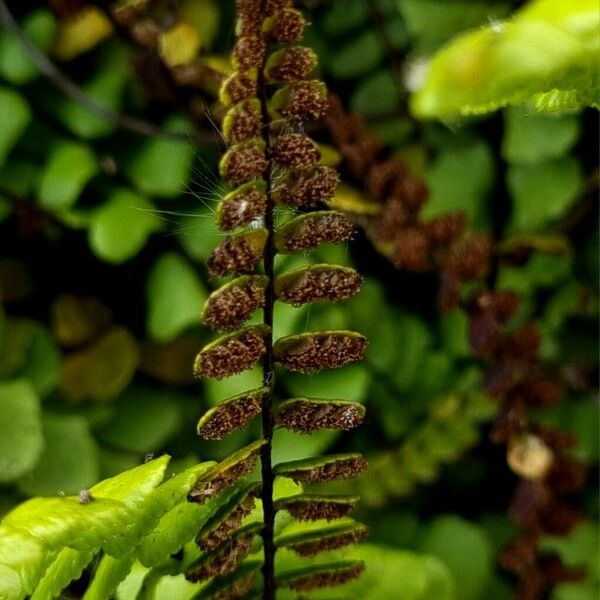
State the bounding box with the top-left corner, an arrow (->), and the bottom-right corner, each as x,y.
0,0 -> 597,598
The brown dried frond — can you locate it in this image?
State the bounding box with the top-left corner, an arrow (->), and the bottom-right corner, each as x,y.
276,399 -> 365,432
198,495 -> 257,551
443,233 -> 492,280
273,133 -> 320,169
220,72 -> 258,106
279,212 -> 354,252
203,277 -> 266,331
289,526 -> 369,557
473,290 -> 520,322
377,197 -> 411,241
484,361 -> 519,398
277,166 -> 339,208
286,562 -> 365,592
469,310 -> 501,356
518,376 -> 562,408
393,227 -> 431,272
366,158 -> 406,200
193,328 -> 267,380
538,501 -> 582,535
186,530 -> 256,582
279,455 -> 368,483
265,46 -> 317,82
545,456 -> 586,495
423,213 -> 466,247
264,8 -> 306,43
509,480 -> 551,527
531,424 -> 578,451
207,232 -> 265,277
499,535 -> 539,573
223,100 -> 263,145
276,267 -> 363,306
232,35 -> 266,71
538,555 -> 585,584
503,324 -> 541,360
278,495 -> 357,521
342,137 -> 382,178
398,177 -> 428,211
218,186 -> 267,231
197,389 -> 264,440
220,141 -> 268,185
438,272 -> 461,314
277,81 -> 328,120
274,331 -> 367,373
490,406 -> 526,445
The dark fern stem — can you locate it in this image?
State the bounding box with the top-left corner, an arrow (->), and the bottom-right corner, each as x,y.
324,96 -> 587,600
188,2 -> 368,598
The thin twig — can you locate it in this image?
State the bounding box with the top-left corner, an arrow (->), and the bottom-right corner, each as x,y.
0,0 -> 216,143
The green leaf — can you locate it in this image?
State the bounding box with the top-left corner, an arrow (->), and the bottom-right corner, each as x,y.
0,10 -> 57,84
18,323 -> 62,397
177,207 -> 222,262
17,414 -> 100,496
0,457 -> 181,598
37,141 -> 98,210
0,87 -> 31,168
328,31 -> 384,79
271,428 -> 340,465
122,118 -> 195,198
423,139 -> 494,229
508,157 -> 582,231
88,188 -> 162,263
285,359 -> 370,401
321,1 -> 368,36
83,554 -> 136,600
410,0 -> 599,119
398,0 -> 510,53
0,160 -> 39,199
418,515 -> 492,600
0,380 -> 43,483
351,70 -> 402,117
60,326 -> 139,404
137,489 -> 233,567
31,549 -> 94,600
56,59 -> 128,139
540,521 -> 599,575
502,106 -> 580,164
146,252 -> 207,341
98,386 -> 183,454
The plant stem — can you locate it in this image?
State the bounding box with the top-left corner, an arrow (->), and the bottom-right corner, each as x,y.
257,50 -> 277,600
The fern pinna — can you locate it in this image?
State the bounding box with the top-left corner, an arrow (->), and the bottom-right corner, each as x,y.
189,0 -> 368,598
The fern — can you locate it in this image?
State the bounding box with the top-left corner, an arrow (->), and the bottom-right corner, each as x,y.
0,1 -> 368,598
189,1 -> 368,596
410,0 -> 600,119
